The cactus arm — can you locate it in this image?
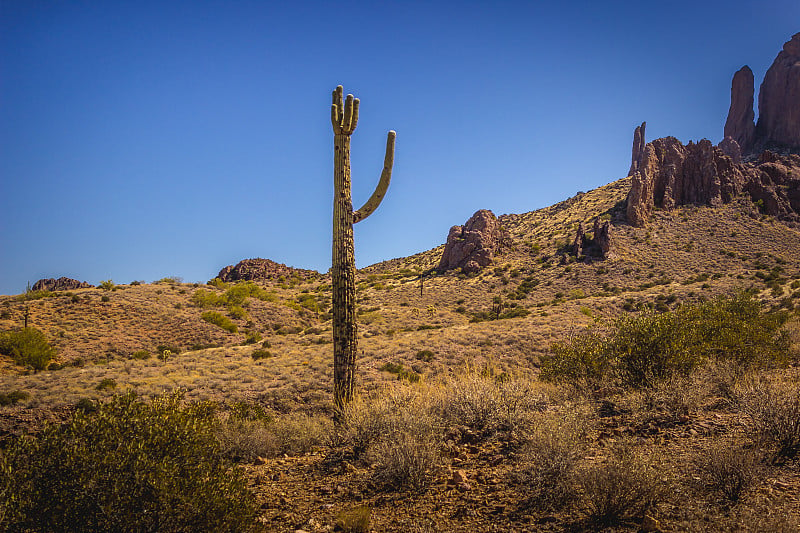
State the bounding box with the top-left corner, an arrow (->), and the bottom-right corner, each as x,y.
331,104 -> 342,134
353,130 -> 396,224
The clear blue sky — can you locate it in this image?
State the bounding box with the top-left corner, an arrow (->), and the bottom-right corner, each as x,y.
1,0 -> 797,295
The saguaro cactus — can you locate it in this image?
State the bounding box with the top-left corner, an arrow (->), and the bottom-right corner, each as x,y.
331,85 -> 395,412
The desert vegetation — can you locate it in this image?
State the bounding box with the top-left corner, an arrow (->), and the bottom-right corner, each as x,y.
2,175 -> 800,531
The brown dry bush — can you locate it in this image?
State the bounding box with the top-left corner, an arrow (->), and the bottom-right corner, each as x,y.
578,445 -> 665,526
366,430 -> 441,492
514,411 -> 589,511
736,375 -> 800,461
341,384 -> 443,491
695,438 -> 762,503
217,411 -> 331,462
432,369 -> 550,439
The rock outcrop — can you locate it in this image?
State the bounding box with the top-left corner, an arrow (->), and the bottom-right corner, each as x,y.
724,33 -> 800,153
718,136 -> 743,164
31,277 -> 93,292
629,122 -> 646,175
626,136 -> 800,226
216,258 -> 318,283
571,218 -> 613,260
723,66 -> 756,153
438,209 -> 508,274
756,32 -> 800,150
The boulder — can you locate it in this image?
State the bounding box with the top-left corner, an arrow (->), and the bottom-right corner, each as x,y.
438,209 -> 508,273
756,33 -> 800,150
216,258 -> 318,283
31,277 -> 93,292
723,66 -> 756,153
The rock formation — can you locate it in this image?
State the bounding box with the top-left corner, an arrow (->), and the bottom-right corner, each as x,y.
724,33 -> 800,153
593,217 -> 613,258
216,258 -> 318,283
572,222 -> 586,257
756,32 -> 800,150
626,136 -> 800,226
571,218 -> 613,260
718,136 -> 742,164
31,277 -> 93,292
723,66 -> 756,153
629,122 -> 646,175
438,209 -> 508,274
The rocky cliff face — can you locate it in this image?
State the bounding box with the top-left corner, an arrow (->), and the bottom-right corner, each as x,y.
626,137 -> 800,226
756,32 -> 800,150
438,210 -> 508,273
31,277 -> 93,292
724,33 -> 800,153
216,258 -> 318,283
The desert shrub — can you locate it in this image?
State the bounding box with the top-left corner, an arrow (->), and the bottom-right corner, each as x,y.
192,288 -> 224,308
201,311 -> 238,333
380,362 -> 420,382
737,376 -> 800,461
415,350 -> 434,362
0,390 -> 29,407
218,411 -> 330,462
251,349 -> 272,360
228,305 -> 248,320
578,446 -> 664,525
515,412 -> 587,511
696,439 -> 761,502
98,279 -> 115,290
95,378 -> 117,391
242,331 -> 262,345
0,328 -> 56,371
0,391 -> 258,532
541,328 -> 609,386
367,430 -> 440,492
341,386 -> 440,460
100,295 -> 110,302
434,370 -> 547,438
542,293 -> 789,388
335,506 -> 371,533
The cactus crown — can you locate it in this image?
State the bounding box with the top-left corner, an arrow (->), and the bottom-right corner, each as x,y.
331,85 -> 359,135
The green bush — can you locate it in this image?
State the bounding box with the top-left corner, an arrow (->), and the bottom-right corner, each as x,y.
541,293 -> 789,388
251,349 -> 272,360
201,311 -> 238,333
98,279 -> 115,291
192,289 -> 224,308
0,328 -> 56,371
0,391 -> 258,532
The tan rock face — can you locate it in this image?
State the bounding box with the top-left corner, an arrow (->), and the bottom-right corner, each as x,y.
438,209 -> 508,273
723,66 -> 756,153
757,33 -> 800,149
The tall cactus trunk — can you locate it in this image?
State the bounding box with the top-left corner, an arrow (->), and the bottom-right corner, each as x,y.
332,132 -> 357,411
330,85 -> 395,415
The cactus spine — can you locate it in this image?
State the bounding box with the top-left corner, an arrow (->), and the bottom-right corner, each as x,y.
331,85 -> 395,413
